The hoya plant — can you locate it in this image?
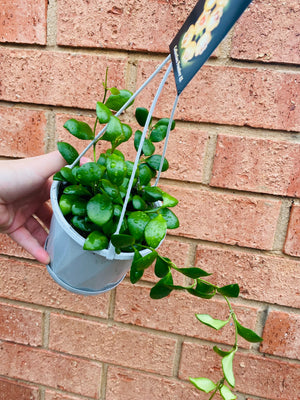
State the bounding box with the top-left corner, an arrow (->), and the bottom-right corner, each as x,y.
53,75 -> 262,400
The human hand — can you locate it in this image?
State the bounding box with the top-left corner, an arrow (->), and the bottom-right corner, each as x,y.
0,151 -> 66,264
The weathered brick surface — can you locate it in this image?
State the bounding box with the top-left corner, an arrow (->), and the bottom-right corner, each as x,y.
195,245 -> 300,308
0,106 -> 46,158
161,184 -> 281,250
136,61 -> 300,132
179,342 -> 300,400
0,48 -> 128,109
0,256 -> 110,318
57,0 -> 195,53
0,377 -> 39,400
49,313 -> 177,376
106,366 -> 205,400
0,302 -> 42,346
114,282 -> 259,349
211,135 -> 300,197
261,310 -> 300,360
0,0 -> 47,45
284,204 -> 300,257
231,0 -> 300,65
45,390 -> 83,400
0,234 -> 34,260
0,341 -> 102,398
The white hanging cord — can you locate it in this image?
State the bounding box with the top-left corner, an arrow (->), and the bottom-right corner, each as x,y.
153,93 -> 179,186
70,55 -> 171,169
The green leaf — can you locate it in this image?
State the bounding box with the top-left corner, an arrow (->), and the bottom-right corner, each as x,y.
135,107 -> 150,127
176,267 -> 211,279
120,123 -> 132,141
142,138 -> 155,156
105,89 -> 133,111
189,377 -> 217,393
106,154 -> 127,186
213,345 -> 233,358
138,163 -> 155,186
57,142 -> 79,165
128,211 -> 150,241
63,119 -> 94,140
132,195 -> 147,211
222,351 -> 236,388
236,320 -> 263,343
144,214 -> 167,248
71,198 -> 87,216
196,314 -> 229,330
155,118 -> 176,130
71,216 -> 94,233
111,234 -> 135,249
154,257 -> 171,278
130,249 -> 144,284
160,191 -> 178,208
217,284 -> 240,298
60,167 -> 77,184
75,162 -> 105,185
146,154 -> 169,171
101,115 -> 123,143
83,231 -> 109,251
150,124 -> 168,142
87,194 -> 113,226
159,208 -> 179,229
150,272 -> 173,299
143,186 -> 163,202
220,385 -> 237,400
63,185 -> 91,196
187,281 -> 216,299
132,250 -> 158,271
59,194 -> 76,216
101,179 -> 123,205
96,102 -> 113,124
109,87 -> 120,95
53,171 -> 65,182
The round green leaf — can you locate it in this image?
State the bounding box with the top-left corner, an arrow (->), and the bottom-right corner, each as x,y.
146,154 -> 169,171
75,162 -> 105,185
142,138 -> 155,156
128,211 -> 150,241
160,191 -> 178,208
83,231 -> 109,251
150,124 -> 168,142
143,187 -> 163,202
101,179 -> 123,205
106,154 -> 127,186
105,89 -> 133,111
220,385 -> 237,400
57,142 -> 79,165
71,216 -> 94,232
144,214 -> 167,248
87,194 -> 113,226
154,257 -> 171,278
132,195 -> 147,211
60,167 -> 77,184
101,115 -> 123,143
155,118 -> 176,130
71,198 -> 87,216
63,185 -> 91,196
135,107 -> 150,127
96,102 -> 112,124
159,208 -> 179,229
59,194 -> 76,216
138,163 -> 155,186
63,119 -> 94,140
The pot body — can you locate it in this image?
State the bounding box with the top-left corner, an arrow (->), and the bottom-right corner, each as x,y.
46,181 -> 152,295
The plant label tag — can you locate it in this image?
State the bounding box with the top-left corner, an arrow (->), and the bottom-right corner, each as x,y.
170,0 -> 253,94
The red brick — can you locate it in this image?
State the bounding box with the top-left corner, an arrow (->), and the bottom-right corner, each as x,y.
49,313 -> 176,376
0,234 -> 33,260
179,342 -> 300,400
56,111 -> 208,184
57,0 -> 195,53
45,390 -> 83,400
0,302 -> 42,346
114,282 -> 259,349
211,135 -> 300,197
231,0 -> 300,65
0,341 -> 102,398
0,106 -> 46,158
136,61 -> 300,132
0,0 -> 47,45
284,204 -> 300,257
0,256 -> 110,318
0,377 -> 39,400
261,311 -> 300,360
195,245 -> 300,308
160,184 -> 281,250
0,48 -> 128,109
106,366 -> 206,400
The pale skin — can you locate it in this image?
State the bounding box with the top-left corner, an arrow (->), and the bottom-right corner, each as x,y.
0,151 -> 66,264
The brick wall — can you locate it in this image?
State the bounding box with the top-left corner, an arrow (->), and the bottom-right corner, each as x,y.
0,1 -> 299,399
